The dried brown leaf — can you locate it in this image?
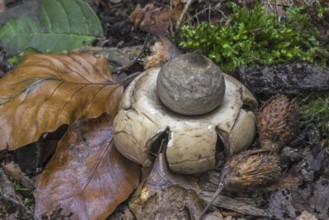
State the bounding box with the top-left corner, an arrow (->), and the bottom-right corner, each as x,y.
129,151 -> 202,219
34,114 -> 141,220
135,185 -> 204,220
144,36 -> 182,69
0,53 -> 123,151
129,3 -> 171,36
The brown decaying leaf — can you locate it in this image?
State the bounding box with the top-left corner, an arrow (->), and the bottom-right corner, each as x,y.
0,53 -> 123,151
129,3 -> 169,36
137,185 -> 204,220
129,3 -> 181,36
129,149 -> 203,219
144,36 -> 182,69
34,114 -> 141,220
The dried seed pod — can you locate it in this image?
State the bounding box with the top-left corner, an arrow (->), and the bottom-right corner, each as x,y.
258,94 -> 299,152
198,149 -> 281,220
221,149 -> 281,190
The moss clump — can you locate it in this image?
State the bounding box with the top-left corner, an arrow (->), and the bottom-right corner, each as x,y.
301,93 -> 329,146
178,3 -> 327,73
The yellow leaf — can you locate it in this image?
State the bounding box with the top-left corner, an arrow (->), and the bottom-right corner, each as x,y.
0,53 -> 123,150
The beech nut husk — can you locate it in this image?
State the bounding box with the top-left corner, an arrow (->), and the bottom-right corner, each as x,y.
258,94 -> 299,152
220,149 -> 281,190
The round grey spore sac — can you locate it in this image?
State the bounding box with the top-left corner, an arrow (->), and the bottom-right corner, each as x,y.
156,53 -> 225,115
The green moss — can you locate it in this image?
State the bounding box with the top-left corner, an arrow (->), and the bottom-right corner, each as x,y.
301,93 -> 329,146
178,3 -> 327,73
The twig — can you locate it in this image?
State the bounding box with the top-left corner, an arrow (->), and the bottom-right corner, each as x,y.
118,71 -> 142,89
184,2 -> 227,25
197,182 -> 224,220
113,33 -> 150,74
198,189 -> 269,219
176,0 -> 194,29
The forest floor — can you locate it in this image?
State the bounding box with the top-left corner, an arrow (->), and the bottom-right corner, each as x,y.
0,0 -> 329,220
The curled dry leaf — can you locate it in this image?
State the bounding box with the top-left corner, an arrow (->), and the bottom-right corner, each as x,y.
296,211 -> 318,220
0,53 -> 123,151
130,3 -> 169,36
135,185 -> 204,220
129,3 -> 176,36
129,147 -> 203,219
144,36 -> 182,69
34,114 -> 141,220
258,94 -> 299,152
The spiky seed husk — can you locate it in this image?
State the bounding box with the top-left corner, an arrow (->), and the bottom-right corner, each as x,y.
221,149 -> 281,191
257,94 -> 299,152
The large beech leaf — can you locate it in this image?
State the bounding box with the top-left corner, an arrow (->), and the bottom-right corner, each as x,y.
0,0 -> 103,56
34,114 -> 141,219
0,53 -> 123,150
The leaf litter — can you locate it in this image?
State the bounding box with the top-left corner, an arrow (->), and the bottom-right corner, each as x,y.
0,53 -> 123,151
34,114 -> 141,220
0,0 -> 329,219
128,140 -> 204,220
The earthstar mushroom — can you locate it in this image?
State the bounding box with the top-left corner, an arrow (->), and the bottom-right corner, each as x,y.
113,54 -> 258,174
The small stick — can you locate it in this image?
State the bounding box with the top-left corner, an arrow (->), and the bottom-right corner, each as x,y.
197,182 -> 225,220
113,33 -> 150,74
118,71 -> 141,88
176,0 -> 194,29
0,0 -> 6,13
